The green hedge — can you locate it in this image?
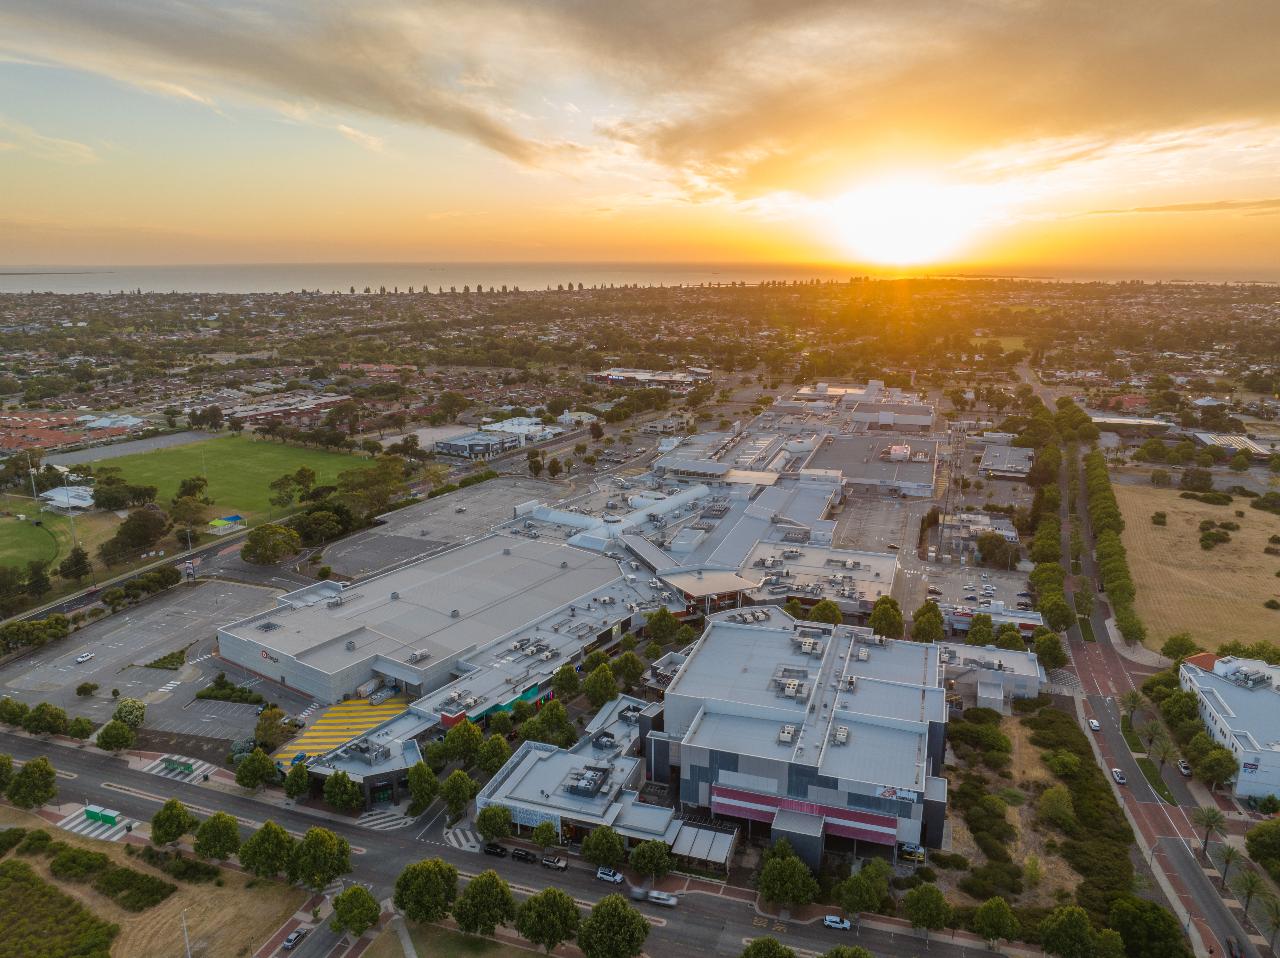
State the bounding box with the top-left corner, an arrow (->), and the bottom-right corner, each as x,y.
0,859 -> 119,958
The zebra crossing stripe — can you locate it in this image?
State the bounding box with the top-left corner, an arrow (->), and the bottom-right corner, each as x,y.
142,754 -> 216,782
188,653 -> 213,664
356,810 -> 415,831
444,828 -> 481,851
158,680 -> 181,692
56,810 -> 132,843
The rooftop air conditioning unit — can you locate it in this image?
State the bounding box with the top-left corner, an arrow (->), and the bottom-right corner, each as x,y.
447,690 -> 462,702
834,725 -> 850,744
450,609 -> 461,618
345,640 -> 356,651
857,647 -> 870,661
561,561 -> 569,569
390,591 -> 400,600
464,697 -> 478,708
503,548 -> 511,555
845,675 -> 857,690
778,724 -> 796,744
784,679 -> 800,697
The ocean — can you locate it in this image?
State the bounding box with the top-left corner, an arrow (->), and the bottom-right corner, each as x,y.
0,262 -> 868,295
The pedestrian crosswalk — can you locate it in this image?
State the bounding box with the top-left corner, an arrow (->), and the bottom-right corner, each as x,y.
444,826 -> 481,852
189,653 -> 213,664
56,809 -> 133,843
297,702 -> 320,720
142,754 -> 217,782
357,808 -> 417,831
321,877 -> 373,899
158,679 -> 182,693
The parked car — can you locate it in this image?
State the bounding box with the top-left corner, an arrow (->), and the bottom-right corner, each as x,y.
1177,760 -> 1193,777
541,856 -> 568,871
822,916 -> 852,931
483,843 -> 508,858
646,890 -> 678,907
1112,768 -> 1128,785
75,652 -> 95,664
282,929 -> 306,951
1017,591 -> 1032,598
899,843 -> 926,863
1088,719 -> 1101,731
511,848 -> 538,863
595,867 -> 625,884
927,587 -> 943,596
963,595 -> 978,603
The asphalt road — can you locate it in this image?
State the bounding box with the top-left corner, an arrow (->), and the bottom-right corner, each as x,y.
1,731 -> 998,958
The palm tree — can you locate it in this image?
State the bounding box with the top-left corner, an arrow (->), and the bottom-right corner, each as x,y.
1138,721 -> 1162,751
1260,894 -> 1280,952
1191,805 -> 1226,857
1218,844 -> 1242,890
1151,738 -> 1176,773
1232,869 -> 1266,913
1119,689 -> 1144,725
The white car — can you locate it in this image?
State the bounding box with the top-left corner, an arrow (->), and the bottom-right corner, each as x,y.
823,916 -> 852,931
1088,719 -> 1101,732
75,652 -> 95,664
646,890 -> 678,907
595,867 -> 625,884
1112,768 -> 1128,786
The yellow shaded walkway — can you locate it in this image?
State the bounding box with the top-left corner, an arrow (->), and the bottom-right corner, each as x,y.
274,695 -> 409,760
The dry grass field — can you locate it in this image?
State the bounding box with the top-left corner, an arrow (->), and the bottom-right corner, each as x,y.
1114,484 -> 1280,651
0,806 -> 306,957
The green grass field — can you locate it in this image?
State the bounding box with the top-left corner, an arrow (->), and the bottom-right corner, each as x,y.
0,511 -> 60,567
108,435 -> 370,522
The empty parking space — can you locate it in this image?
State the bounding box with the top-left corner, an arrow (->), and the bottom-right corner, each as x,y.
273,695 -> 411,760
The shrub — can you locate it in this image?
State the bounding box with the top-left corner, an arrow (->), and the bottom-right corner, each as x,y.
1266,599 -> 1280,610
930,851 -> 969,870
49,846 -> 110,881
136,846 -> 221,883
16,829 -> 52,856
0,859 -> 119,958
91,864 -> 177,912
0,828 -> 26,856
196,672 -> 264,705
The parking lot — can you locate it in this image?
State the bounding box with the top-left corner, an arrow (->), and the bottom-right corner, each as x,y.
832,493 -> 912,552
914,562 -> 1031,616
0,580 -> 309,740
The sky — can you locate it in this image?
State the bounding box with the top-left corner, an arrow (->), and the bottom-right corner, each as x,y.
1,0 -> 1278,277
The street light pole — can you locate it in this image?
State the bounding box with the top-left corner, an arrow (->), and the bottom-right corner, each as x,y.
181,909 -> 192,958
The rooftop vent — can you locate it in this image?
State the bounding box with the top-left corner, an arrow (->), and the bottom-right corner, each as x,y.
561,561 -> 569,569
503,548 -> 511,555
390,591 -> 400,601
345,640 -> 356,651
256,621 -> 281,632
834,725 -> 850,745
450,609 -> 461,618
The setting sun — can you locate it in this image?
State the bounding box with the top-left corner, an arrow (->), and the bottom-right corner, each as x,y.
826,176 -> 1003,266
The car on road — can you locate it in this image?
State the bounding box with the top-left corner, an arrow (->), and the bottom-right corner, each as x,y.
1111,768 -> 1128,785
822,916 -> 852,931
541,856 -> 568,871
483,843 -> 508,857
887,543 -> 899,550
74,652 -> 95,664
1226,934 -> 1243,958
511,848 -> 538,863
646,890 -> 678,907
281,929 -> 306,950
1178,759 -> 1193,777
1017,591 -> 1032,598
1088,719 -> 1101,731
596,867 -> 625,884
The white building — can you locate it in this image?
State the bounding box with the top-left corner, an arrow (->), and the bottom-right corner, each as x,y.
480,417 -> 563,443
1180,656 -> 1280,800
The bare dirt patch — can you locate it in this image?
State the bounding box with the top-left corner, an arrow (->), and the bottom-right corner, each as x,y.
0,805 -> 305,957
1114,485 -> 1280,650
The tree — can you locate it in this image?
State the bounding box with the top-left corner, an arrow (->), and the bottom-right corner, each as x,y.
284,761 -> 311,799
1040,905 -> 1095,958
817,948 -> 873,958
239,820 -> 294,878
195,811 -> 241,861
582,825 -> 626,869
268,474 -> 298,513
444,719 -> 484,767
1232,869 -> 1266,912
454,868 -> 517,936
628,840 -> 672,882
112,697 -> 146,728
236,747 -> 279,790
24,561 -> 51,599
324,770 -> 364,811
807,599 -> 843,625
1189,805 -> 1225,859
578,894 -> 649,958
867,596 -> 903,638
528,457 -> 543,478
516,887 -> 581,954
75,682 -> 99,697
23,702 -> 67,736
531,820 -> 559,852
1260,894 -> 1280,952
478,734 -> 510,776
0,755 -> 11,795
614,651 -> 645,689
151,799 -> 197,846
903,883 -> 949,942
95,719 -> 135,753
1151,738 -> 1176,772
911,604 -> 944,643
834,871 -> 881,916
7,755 -> 57,808
1247,818 -> 1280,873
644,607 -> 680,645
476,804 -> 513,843
1196,748 -> 1239,791
67,716 -> 94,744
407,761 -> 438,814
331,884 -> 380,937
1218,844 -> 1242,890
441,769 -> 478,819
288,827 -> 352,891
966,613 -> 995,646
1119,689 -> 1145,725
241,523 -> 302,564
58,547 -> 92,583
758,851 -> 819,908
783,598 -> 806,620
972,896 -> 1019,948
1034,632 -> 1068,669
254,706 -> 291,751
169,496 -> 209,540
1109,896 -> 1192,958
394,858 -> 458,923
741,940 -> 796,958
644,640 -> 662,660
1038,784 -> 1076,830
1160,632 -> 1199,662
551,663 -> 580,701
584,663 -> 618,708
488,711 -> 513,737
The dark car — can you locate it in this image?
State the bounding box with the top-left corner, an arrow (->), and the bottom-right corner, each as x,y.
483,843 -> 508,857
511,848 -> 538,863
1226,935 -> 1242,958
